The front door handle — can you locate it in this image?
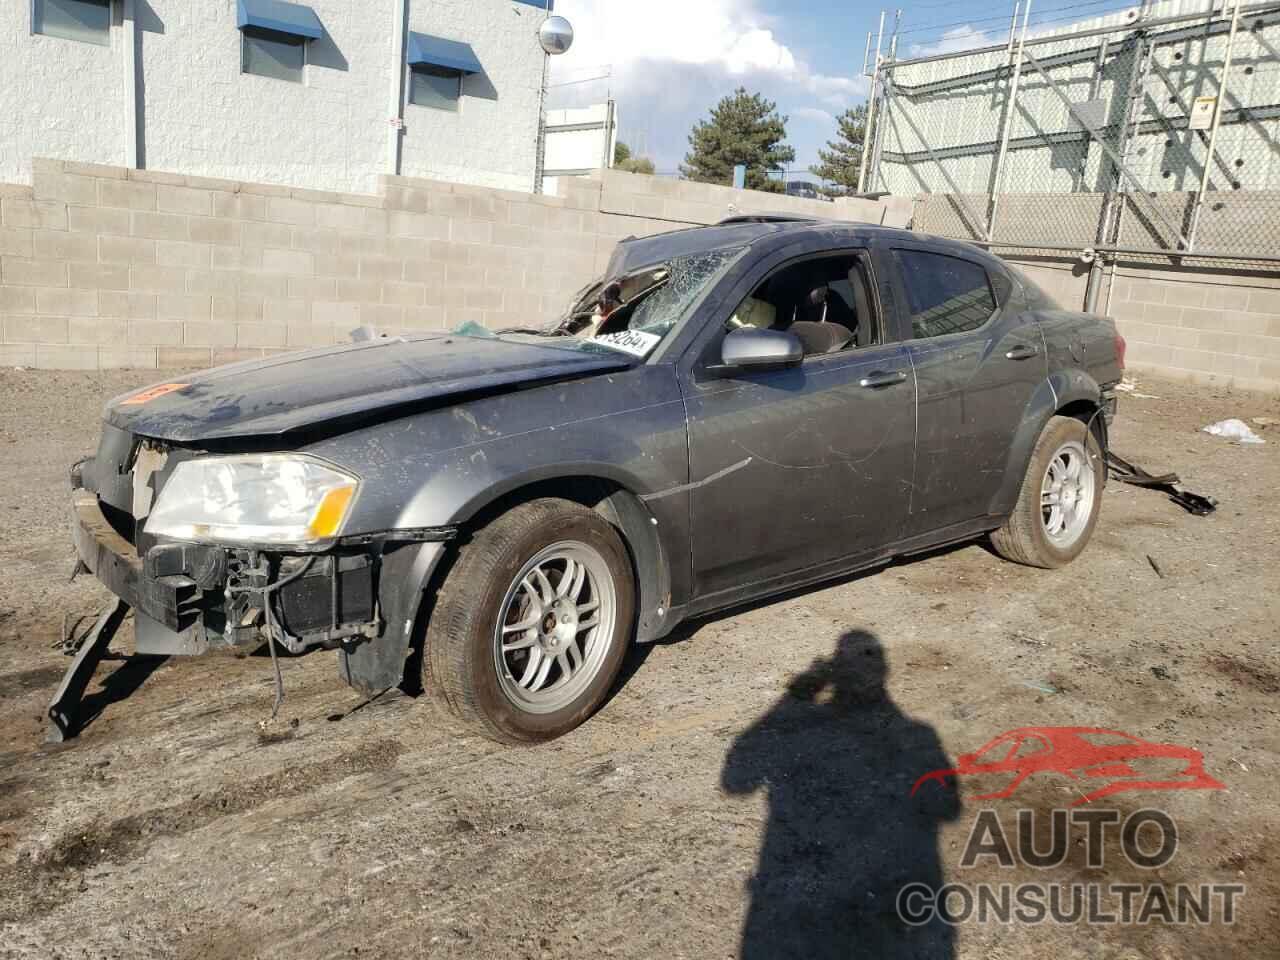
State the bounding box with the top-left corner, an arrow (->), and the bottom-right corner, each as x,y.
859,370 -> 908,389
1006,344 -> 1040,361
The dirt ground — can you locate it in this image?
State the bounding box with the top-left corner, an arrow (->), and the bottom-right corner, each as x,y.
1,367 -> 1278,960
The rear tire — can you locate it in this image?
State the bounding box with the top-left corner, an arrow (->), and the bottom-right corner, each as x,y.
426,498 -> 634,744
991,415 -> 1104,569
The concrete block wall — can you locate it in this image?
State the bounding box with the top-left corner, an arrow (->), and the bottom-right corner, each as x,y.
595,167 -> 910,229
0,161 -> 901,370
1003,259 -> 1090,312
1107,266 -> 1280,393
1004,255 -> 1280,393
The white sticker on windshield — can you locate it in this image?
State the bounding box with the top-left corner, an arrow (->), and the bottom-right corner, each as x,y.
593,329 -> 662,358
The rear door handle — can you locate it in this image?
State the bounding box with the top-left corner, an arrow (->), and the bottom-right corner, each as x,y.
859,370 -> 908,389
1006,344 -> 1040,361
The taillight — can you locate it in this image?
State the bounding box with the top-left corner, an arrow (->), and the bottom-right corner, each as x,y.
1115,333 -> 1127,370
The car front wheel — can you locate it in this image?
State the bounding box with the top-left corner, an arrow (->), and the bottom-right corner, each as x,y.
990,415 -> 1104,569
426,498 -> 635,744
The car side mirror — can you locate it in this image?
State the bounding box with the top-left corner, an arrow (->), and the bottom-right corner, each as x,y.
715,327 -> 803,374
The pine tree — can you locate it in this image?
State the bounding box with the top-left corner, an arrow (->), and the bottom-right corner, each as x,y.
809,105 -> 869,196
680,88 -> 795,193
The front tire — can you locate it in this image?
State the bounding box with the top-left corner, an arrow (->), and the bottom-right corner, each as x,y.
991,415 -> 1104,569
426,498 -> 635,744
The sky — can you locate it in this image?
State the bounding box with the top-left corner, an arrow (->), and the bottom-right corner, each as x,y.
545,0 -> 1135,180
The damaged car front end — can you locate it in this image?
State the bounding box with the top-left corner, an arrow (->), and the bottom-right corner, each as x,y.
54,313 -> 684,741
51,238 -> 733,742
62,419 -> 455,739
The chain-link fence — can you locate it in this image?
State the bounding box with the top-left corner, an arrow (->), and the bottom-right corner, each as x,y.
865,0 -> 1280,267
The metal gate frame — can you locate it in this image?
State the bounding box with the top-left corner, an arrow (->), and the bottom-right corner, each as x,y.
859,0 -> 1280,266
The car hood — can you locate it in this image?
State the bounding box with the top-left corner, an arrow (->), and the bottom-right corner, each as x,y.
106,334 -> 634,443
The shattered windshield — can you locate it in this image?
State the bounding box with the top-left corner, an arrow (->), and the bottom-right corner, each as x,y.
452,246 -> 745,361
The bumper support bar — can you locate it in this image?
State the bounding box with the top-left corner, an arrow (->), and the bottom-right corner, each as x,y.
1106,451 -> 1219,517
46,598 -> 130,743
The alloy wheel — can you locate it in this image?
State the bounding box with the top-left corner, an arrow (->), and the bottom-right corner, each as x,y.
492,541 -> 616,715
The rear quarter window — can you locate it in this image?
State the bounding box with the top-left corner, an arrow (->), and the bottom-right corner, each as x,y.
896,250 -> 998,339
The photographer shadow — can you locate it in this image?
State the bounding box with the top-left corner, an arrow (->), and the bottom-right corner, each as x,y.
722,629 -> 960,959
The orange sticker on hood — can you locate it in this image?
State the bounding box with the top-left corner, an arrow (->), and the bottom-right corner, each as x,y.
120,383 -> 190,405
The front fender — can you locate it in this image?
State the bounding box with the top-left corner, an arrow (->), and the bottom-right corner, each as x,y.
988,370 -> 1102,517
337,540 -> 448,694
312,366 -> 694,691
442,470 -> 680,645
336,476 -> 679,694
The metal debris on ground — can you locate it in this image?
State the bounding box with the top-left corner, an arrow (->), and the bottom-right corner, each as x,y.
1202,419 -> 1266,444
1147,555 -> 1166,579
1106,451 -> 1218,517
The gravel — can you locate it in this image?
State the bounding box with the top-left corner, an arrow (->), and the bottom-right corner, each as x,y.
1,367 -> 1277,958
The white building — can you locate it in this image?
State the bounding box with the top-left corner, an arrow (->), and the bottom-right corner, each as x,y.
0,0 -> 556,194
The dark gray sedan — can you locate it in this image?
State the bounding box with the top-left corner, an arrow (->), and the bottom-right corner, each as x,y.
63,217 -> 1124,743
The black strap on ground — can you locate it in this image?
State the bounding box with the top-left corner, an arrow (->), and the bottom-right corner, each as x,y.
1106,451 -> 1218,516
46,597 -> 130,743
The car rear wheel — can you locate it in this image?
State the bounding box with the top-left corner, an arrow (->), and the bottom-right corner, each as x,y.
990,415 -> 1104,569
425,498 -> 634,744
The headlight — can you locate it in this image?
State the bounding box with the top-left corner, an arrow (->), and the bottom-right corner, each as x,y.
146,455 -> 359,545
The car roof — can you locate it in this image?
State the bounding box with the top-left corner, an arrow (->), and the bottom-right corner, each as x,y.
605,215 -> 997,279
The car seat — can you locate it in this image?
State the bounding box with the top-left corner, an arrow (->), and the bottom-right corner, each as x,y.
789,321 -> 854,355
790,285 -> 854,355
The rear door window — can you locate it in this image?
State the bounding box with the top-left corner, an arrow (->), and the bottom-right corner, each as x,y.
896,250 -> 998,340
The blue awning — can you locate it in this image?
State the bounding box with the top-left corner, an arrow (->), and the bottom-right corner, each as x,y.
237,0 -> 323,40
406,33 -> 483,75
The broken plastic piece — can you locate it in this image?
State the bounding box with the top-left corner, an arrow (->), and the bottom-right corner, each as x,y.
1106,451 -> 1218,517
1021,680 -> 1059,695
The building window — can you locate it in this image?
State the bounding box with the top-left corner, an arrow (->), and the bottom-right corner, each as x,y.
242,29 -> 305,83
33,0 -> 111,46
410,65 -> 462,112
236,0 -> 323,83
405,32 -> 482,112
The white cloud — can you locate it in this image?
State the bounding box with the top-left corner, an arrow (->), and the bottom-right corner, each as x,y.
793,106 -> 837,127
552,1 -> 796,78
547,0 -> 868,172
